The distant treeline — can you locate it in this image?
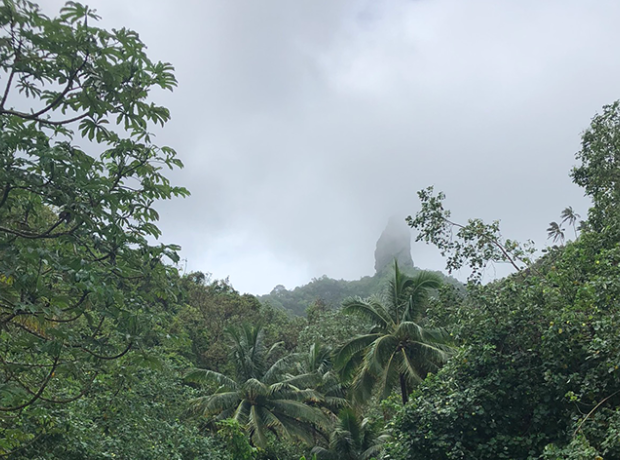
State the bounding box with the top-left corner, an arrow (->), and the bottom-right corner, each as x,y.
259,267 -> 464,316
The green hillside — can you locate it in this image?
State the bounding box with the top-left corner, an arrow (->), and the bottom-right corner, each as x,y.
259,266 -> 463,316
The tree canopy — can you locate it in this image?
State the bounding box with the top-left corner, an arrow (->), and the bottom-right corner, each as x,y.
0,0 -> 187,453
388,101 -> 620,460
5,2 -> 620,460
185,324 -> 329,448
335,263 -> 452,405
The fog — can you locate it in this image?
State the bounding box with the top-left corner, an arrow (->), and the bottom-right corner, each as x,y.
46,0 -> 619,293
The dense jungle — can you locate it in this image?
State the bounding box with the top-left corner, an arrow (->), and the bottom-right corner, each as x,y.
2,2 -> 620,459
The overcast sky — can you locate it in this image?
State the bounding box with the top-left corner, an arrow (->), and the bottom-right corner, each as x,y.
47,0 -> 620,294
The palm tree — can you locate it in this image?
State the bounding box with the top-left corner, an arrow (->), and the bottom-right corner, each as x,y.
547,221 -> 565,243
284,343 -> 348,414
560,206 -> 581,238
311,408 -> 389,460
334,262 -> 452,405
185,324 -> 328,447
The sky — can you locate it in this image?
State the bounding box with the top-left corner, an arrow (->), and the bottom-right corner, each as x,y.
46,0 -> 620,294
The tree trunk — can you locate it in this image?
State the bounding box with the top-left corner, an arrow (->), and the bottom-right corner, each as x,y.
399,373 -> 409,405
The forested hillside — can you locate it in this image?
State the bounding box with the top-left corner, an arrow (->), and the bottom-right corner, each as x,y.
258,267 -> 462,316
3,2 -> 620,460
259,217 -> 463,316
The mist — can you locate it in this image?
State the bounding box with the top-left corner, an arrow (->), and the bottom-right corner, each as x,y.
46,0 -> 617,293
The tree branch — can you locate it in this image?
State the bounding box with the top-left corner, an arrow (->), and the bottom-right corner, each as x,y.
0,221 -> 82,239
0,109 -> 89,126
0,27 -> 22,110
445,218 -> 523,273
573,389 -> 620,438
0,185 -> 12,209
0,356 -> 59,412
79,342 -> 132,361
60,290 -> 90,312
27,50 -> 90,119
12,368 -> 98,404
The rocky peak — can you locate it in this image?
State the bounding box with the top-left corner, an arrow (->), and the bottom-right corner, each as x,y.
374,216 -> 414,273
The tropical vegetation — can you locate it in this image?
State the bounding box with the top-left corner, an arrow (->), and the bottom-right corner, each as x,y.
185,324 -> 329,448
3,1 -> 620,459
311,408 -> 388,460
334,264 -> 452,405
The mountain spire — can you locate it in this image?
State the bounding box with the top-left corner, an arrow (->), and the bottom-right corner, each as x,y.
374,216 -> 414,273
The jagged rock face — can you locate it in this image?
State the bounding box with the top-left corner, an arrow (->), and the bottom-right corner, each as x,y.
374,216 -> 414,273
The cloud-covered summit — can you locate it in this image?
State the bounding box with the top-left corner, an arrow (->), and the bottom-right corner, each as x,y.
46,0 -> 616,293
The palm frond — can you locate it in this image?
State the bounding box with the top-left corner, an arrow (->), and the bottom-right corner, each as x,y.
281,372 -> 322,390
189,391 -> 240,416
266,340 -> 284,362
319,371 -> 347,399
342,297 -> 392,329
184,368 -> 238,390
233,399 -> 251,424
187,322 -> 333,448
243,378 -> 270,400
405,271 -> 442,321
394,325 -> 452,378
351,366 -> 377,406
270,399 -> 329,427
338,407 -> 362,446
337,351 -> 364,384
420,325 -> 453,345
306,342 -> 332,373
365,333 -> 399,377
276,413 -> 318,445
560,206 -> 580,226
311,445 -> 334,460
260,406 -> 286,432
294,388 -> 326,404
249,404 -> 268,447
362,441 -> 387,460
387,260 -> 411,315
409,342 -> 452,371
547,221 -> 565,243
313,408 -> 388,460
399,348 -> 423,384
334,333 -> 381,373
246,323 -> 267,376
263,352 -> 303,385
377,349 -> 401,401
395,321 -> 425,342
330,428 -> 355,457
323,395 -> 350,410
226,323 -> 266,380
399,323 -> 453,359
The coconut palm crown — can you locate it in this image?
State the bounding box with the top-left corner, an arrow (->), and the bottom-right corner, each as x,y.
311,408 -> 389,460
185,323 -> 328,447
547,221 -> 566,243
334,261 -> 453,405
283,343 -> 348,413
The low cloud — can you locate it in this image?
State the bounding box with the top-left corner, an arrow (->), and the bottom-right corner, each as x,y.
46,0 -> 615,293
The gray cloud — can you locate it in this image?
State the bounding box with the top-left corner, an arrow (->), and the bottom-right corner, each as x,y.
45,0 -> 618,292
